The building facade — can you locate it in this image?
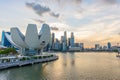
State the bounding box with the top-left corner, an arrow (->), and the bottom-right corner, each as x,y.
1,31 -> 12,47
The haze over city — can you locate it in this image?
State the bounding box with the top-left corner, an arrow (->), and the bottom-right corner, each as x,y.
0,0 -> 120,48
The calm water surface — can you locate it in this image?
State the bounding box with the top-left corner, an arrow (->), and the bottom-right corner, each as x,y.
0,52 -> 120,80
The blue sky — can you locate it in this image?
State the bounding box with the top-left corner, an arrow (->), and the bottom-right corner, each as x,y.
0,0 -> 120,47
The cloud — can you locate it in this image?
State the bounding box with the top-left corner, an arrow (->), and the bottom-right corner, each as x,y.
26,2 -> 50,16
26,2 -> 60,18
32,4 -> 50,16
50,26 -> 59,31
32,19 -> 45,23
101,0 -> 118,5
57,0 -> 82,5
74,0 -> 82,4
49,12 -> 60,18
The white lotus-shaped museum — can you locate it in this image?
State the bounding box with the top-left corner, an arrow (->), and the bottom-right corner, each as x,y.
5,23 -> 51,55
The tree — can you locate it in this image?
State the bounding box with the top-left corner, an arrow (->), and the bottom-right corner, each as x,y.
0,48 -> 17,55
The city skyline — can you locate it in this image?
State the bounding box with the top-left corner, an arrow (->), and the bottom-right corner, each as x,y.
51,31 -> 115,49
0,0 -> 120,47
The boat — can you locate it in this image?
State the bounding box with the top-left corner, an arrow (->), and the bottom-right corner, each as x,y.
116,52 -> 120,57
116,48 -> 120,57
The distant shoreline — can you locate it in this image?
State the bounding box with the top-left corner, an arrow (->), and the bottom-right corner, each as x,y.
48,50 -> 117,53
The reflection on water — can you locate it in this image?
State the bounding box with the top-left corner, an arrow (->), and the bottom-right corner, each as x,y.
0,52 -> 120,80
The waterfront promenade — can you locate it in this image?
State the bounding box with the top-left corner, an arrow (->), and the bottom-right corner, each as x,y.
0,55 -> 58,70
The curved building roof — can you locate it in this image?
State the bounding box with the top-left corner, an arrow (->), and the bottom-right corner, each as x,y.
7,23 -> 51,50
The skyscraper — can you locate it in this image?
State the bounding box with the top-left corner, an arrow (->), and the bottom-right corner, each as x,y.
54,38 -> 60,50
95,44 -> 100,50
79,43 -> 84,50
1,31 -> 12,47
64,31 -> 67,46
51,33 -> 55,49
68,38 -> 70,47
108,42 -> 111,49
60,31 -> 68,51
61,36 -> 64,43
62,42 -> 66,51
63,31 -> 67,51
61,36 -> 64,51
71,32 -> 74,38
70,32 -> 74,47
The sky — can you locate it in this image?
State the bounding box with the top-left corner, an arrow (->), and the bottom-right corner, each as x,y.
0,0 -> 120,48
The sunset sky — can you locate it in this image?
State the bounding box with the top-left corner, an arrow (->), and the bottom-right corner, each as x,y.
0,0 -> 120,48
